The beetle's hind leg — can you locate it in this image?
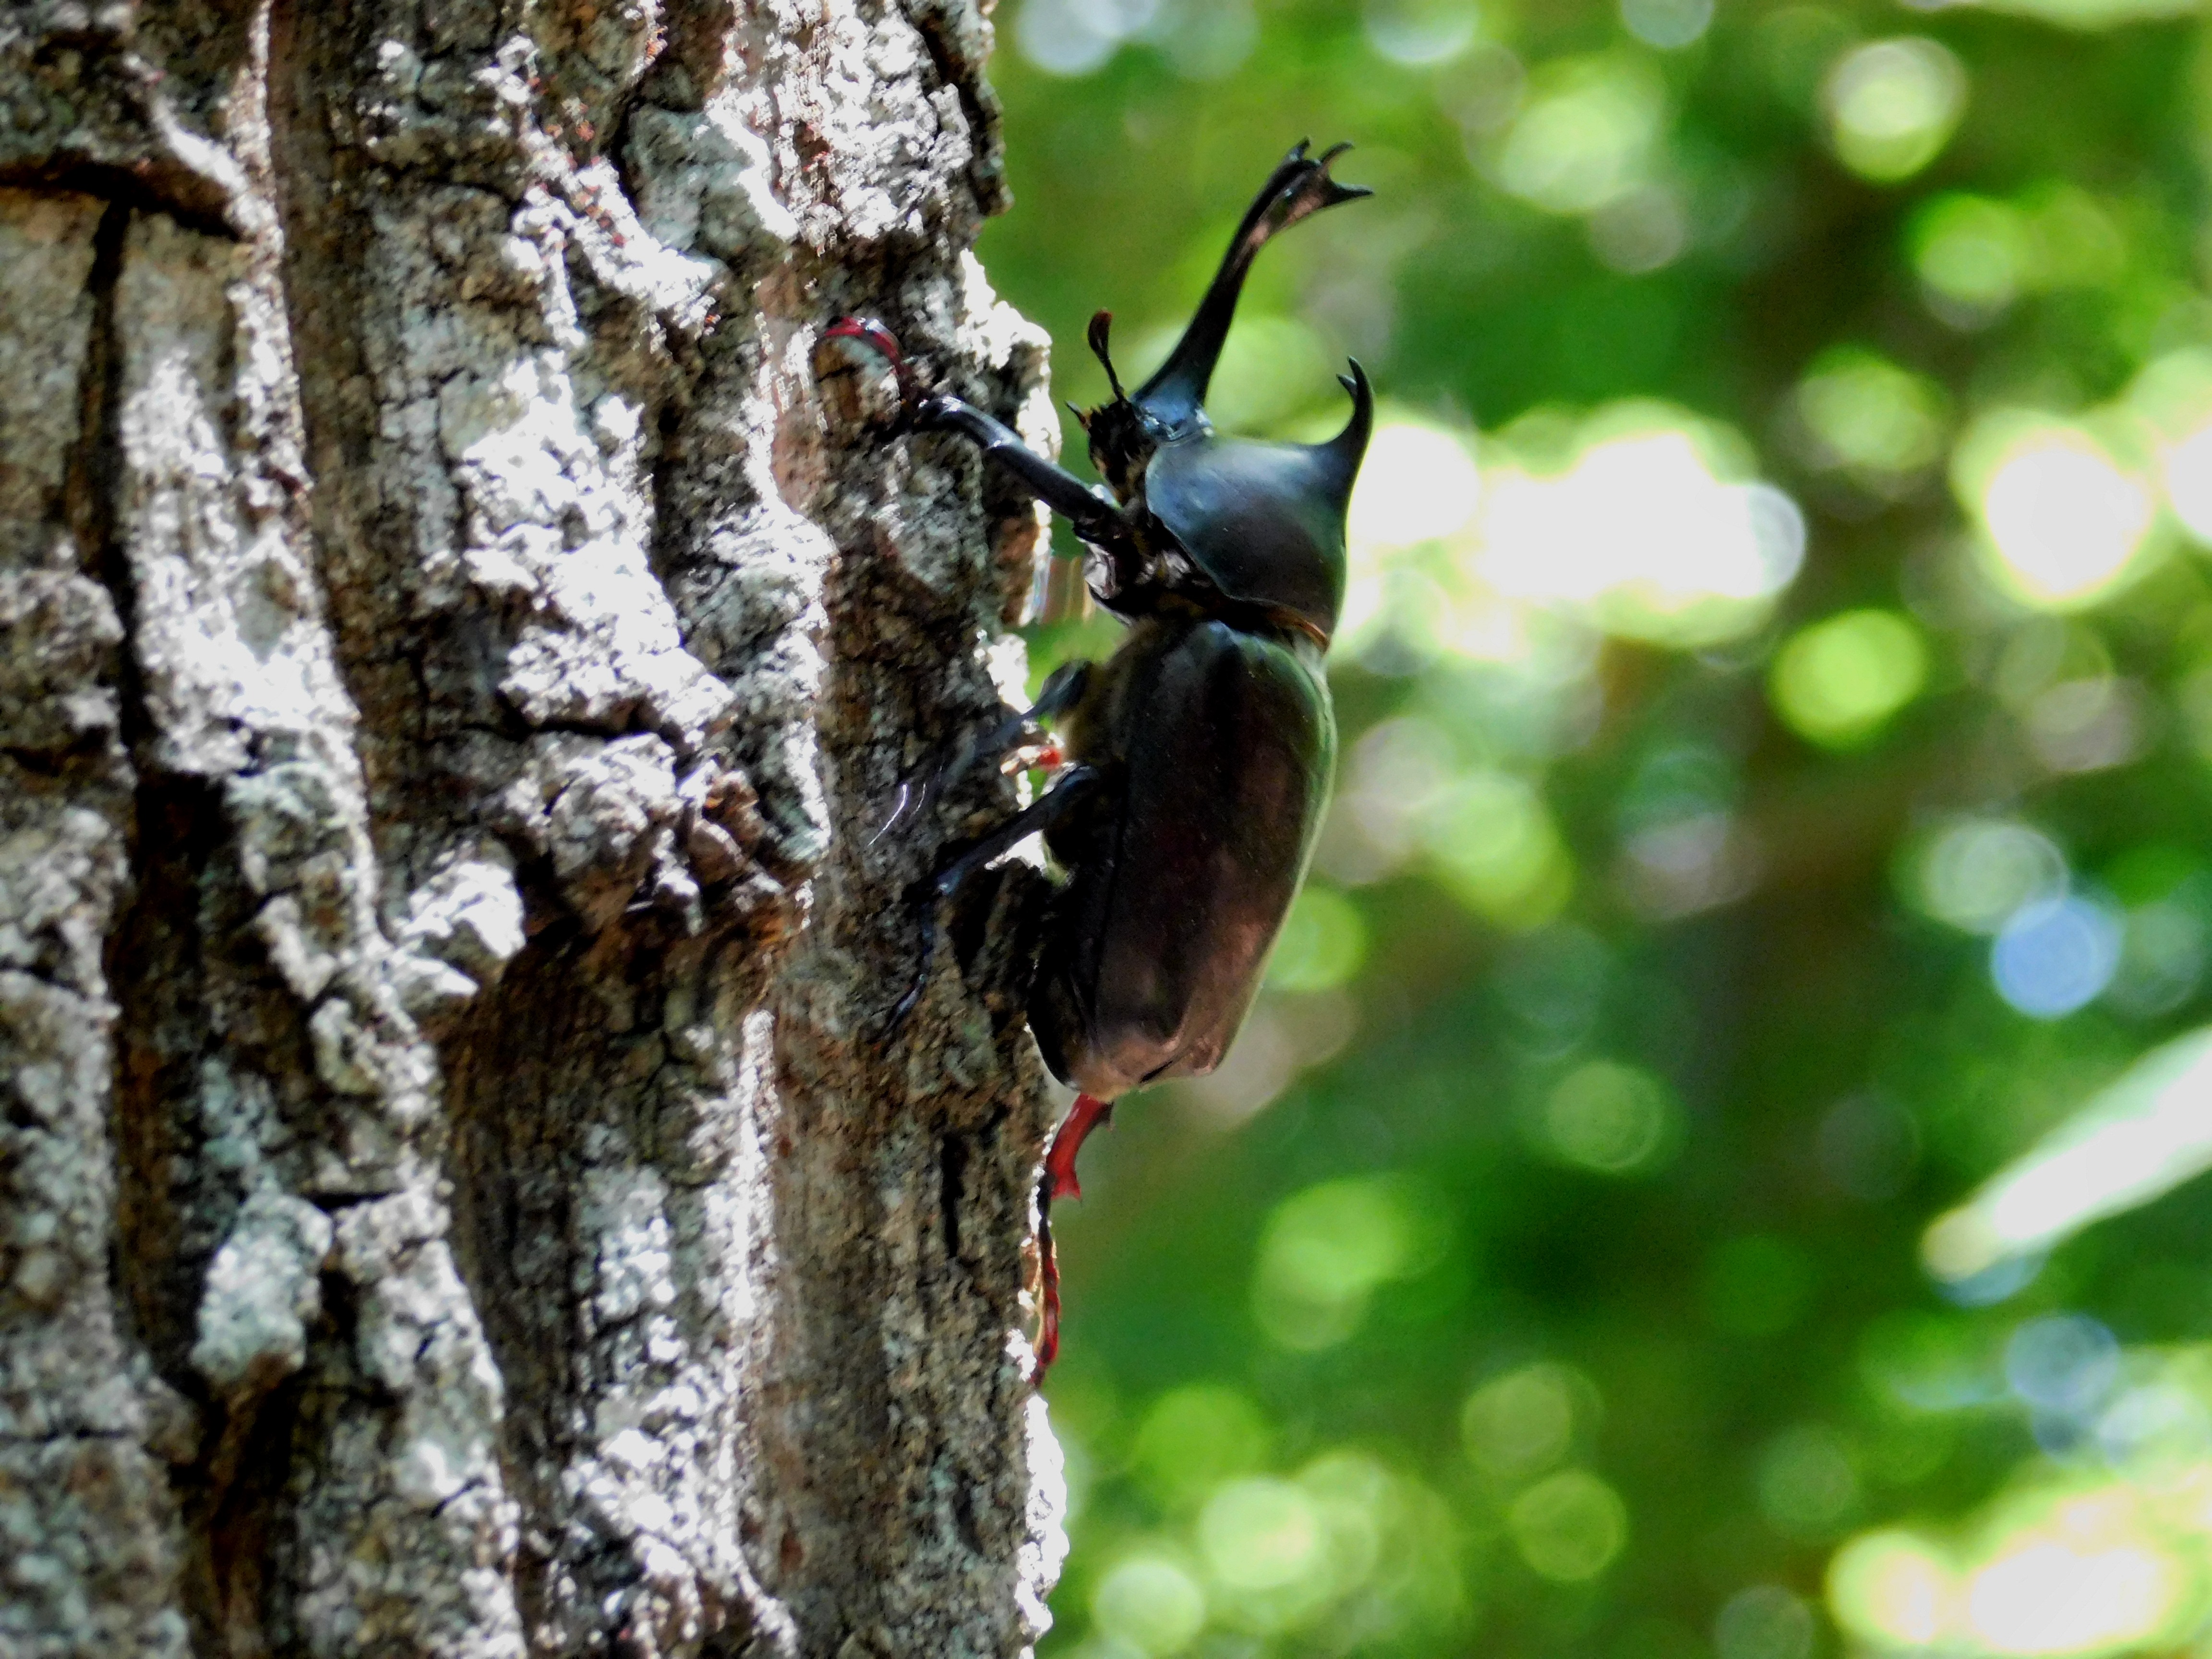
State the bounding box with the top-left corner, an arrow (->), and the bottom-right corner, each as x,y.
889,764 -> 1108,1030
1044,1091 -> 1115,1202
1034,1092 -> 1115,1374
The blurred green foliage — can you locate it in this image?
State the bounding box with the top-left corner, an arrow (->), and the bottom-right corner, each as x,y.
971,2 -> 2212,1655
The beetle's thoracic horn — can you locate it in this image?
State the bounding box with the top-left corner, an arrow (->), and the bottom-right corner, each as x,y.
1131,139 -> 1371,436
1309,358 -> 1373,505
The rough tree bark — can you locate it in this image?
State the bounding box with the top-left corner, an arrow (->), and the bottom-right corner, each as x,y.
0,0 -> 1069,1650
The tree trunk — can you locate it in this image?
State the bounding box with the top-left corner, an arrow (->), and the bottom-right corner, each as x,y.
0,0 -> 1067,1651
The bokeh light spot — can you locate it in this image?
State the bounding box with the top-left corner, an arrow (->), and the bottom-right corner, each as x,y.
1964,421 -> 2157,610
1092,1555 -> 1206,1655
1828,1532 -> 1951,1647
1911,193 -> 2030,327
1587,183 -> 1690,275
1620,0 -> 1714,49
1265,886 -> 1368,993
1792,347 -> 1949,486
1131,1384 -> 1273,1512
1419,770 -> 1575,927
2097,1380 -> 2212,1474
2164,422 -> 2212,545
1769,608 -> 1928,748
1757,1425 -> 1860,1539
1294,1452 -> 1392,1597
1965,1539 -> 2179,1654
1014,0 -> 1152,75
1253,1176 -> 1439,1349
1507,1468 -> 1629,1581
1199,1478 -> 1324,1592
1822,38 -> 1967,182
1990,896 -> 2122,1019
1493,55 -> 1666,215
1910,818 -> 2069,935
1364,0 -> 1479,66
1715,1585 -> 1815,1659
1463,1363 -> 1587,1479
1859,1310 -> 2002,1412
1540,1059 -> 1682,1174
1476,415 -> 1806,647
1346,420 -> 1482,553
1922,1028 -> 2212,1285
2005,1314 -> 2120,1417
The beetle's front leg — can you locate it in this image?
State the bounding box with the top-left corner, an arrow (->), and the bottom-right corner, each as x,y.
909,392 -> 1135,553
825,317 -> 1138,556
890,763 -> 1109,1029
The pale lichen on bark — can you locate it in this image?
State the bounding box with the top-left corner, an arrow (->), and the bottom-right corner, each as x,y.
0,0 -> 1065,1651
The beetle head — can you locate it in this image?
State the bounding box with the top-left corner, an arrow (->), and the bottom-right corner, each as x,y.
1077,142 -> 1368,480
1074,311 -> 1155,503
1070,142 -> 1373,642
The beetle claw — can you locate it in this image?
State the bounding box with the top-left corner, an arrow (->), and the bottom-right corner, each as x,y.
824,315 -> 921,408
824,314 -> 904,363
1035,1193 -> 1062,1376
886,974 -> 925,1034
881,877 -> 944,1035
870,769 -> 944,848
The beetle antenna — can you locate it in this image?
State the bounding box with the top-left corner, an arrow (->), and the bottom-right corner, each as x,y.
1087,310 -> 1128,403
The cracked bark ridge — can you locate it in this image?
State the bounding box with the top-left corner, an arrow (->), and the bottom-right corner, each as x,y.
0,0 -> 1066,1651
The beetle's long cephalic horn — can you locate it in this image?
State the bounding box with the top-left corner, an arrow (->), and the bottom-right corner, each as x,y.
1131,139 -> 1371,435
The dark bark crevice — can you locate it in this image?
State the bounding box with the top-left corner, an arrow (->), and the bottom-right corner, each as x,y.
0,161 -> 238,235
65,198 -> 138,741
106,773 -> 228,1389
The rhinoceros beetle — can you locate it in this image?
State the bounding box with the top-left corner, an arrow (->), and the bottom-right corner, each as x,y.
829,140 -> 1372,1370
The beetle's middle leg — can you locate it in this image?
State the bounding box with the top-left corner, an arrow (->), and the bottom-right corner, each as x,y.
875,661 -> 1092,844
890,763 -> 1108,1028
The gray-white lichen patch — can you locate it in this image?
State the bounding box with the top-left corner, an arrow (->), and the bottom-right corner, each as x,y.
189,1190 -> 335,1401
0,0 -> 1068,1649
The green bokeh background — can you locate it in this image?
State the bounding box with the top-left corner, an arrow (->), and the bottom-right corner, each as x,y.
971,3 -> 2212,1655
